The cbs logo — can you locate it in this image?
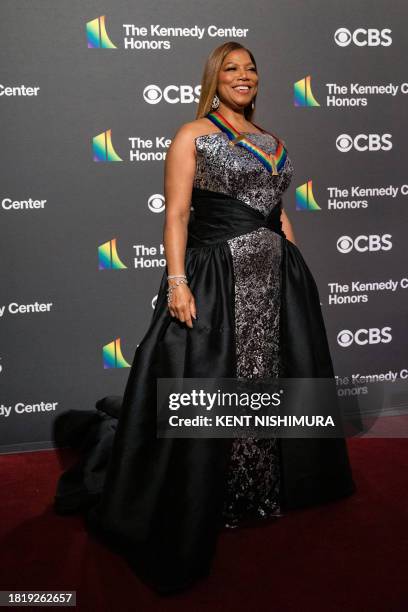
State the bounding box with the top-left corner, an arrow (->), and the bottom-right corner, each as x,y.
148,194 -> 165,213
143,84 -> 201,104
334,28 -> 392,47
337,327 -> 392,347
336,234 -> 392,253
336,133 -> 392,152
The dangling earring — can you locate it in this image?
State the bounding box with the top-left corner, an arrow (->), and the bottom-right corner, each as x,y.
211,94 -> 220,110
251,99 -> 255,110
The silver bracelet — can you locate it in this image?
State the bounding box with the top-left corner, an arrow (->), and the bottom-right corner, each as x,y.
167,274 -> 187,280
167,277 -> 188,304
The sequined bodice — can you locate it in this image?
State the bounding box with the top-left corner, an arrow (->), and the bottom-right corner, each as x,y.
193,132 -> 294,216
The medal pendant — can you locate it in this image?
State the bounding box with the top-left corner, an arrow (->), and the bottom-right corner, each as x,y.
270,154 -> 279,176
228,135 -> 245,146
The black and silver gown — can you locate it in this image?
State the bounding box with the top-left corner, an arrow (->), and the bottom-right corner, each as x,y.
53,129 -> 356,594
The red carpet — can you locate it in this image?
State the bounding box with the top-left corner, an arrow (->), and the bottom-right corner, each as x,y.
0,439 -> 407,611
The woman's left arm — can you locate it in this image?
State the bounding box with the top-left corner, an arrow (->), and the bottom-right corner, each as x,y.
281,208 -> 296,245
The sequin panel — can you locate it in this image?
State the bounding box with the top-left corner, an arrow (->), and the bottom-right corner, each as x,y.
194,132 -> 294,216
222,227 -> 282,526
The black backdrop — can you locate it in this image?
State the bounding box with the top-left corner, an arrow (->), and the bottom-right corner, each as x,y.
1,1 -> 407,452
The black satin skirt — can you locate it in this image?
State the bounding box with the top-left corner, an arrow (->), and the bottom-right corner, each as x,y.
53,187 -> 356,594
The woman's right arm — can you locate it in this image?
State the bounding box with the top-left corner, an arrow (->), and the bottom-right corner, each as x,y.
163,124 -> 197,328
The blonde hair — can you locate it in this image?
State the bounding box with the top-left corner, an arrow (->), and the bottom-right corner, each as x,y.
195,42 -> 258,120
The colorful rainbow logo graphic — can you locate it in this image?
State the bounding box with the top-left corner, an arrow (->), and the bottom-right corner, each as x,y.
86,16 -> 117,49
103,338 -> 131,369
296,180 -> 321,210
92,129 -> 123,162
98,238 -> 127,269
294,76 -> 320,107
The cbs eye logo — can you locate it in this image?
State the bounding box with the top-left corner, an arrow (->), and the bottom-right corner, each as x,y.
337,327 -> 392,347
336,133 -> 392,152
336,234 -> 392,253
143,85 -> 162,104
148,194 -> 165,213
334,28 -> 392,47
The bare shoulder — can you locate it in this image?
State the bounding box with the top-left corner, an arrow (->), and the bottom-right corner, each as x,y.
171,118 -> 216,144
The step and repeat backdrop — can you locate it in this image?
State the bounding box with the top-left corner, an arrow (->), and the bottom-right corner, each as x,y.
1,1 -> 407,452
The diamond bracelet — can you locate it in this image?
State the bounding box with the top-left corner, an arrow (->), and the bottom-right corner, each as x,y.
167,275 -> 188,304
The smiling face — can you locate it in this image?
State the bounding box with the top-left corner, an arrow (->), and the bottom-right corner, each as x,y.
216,48 -> 258,112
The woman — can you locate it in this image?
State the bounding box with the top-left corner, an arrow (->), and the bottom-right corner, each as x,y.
54,42 -> 356,594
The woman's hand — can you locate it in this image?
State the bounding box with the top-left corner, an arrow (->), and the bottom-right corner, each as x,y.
167,282 -> 197,328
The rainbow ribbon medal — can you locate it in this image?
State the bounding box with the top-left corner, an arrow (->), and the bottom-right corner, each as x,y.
206,111 -> 287,176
